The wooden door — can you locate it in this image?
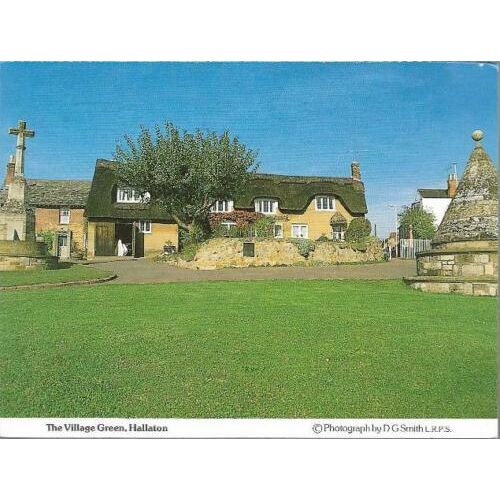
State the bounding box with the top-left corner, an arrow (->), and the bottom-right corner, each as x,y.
95,224 -> 115,256
134,225 -> 144,258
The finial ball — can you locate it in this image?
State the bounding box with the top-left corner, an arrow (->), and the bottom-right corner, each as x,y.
472,129 -> 484,141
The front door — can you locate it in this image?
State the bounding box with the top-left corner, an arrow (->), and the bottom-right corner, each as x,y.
133,225 -> 144,258
95,224 -> 115,256
57,233 -> 70,259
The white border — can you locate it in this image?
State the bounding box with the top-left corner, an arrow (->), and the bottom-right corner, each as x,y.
0,418 -> 497,439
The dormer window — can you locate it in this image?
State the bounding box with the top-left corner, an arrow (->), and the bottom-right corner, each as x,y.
316,195 -> 335,211
211,200 -> 233,213
117,188 -> 150,203
255,198 -> 277,214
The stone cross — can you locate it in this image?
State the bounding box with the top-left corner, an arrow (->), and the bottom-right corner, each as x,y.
9,120 -> 35,177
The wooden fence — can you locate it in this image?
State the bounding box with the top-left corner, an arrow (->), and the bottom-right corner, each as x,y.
398,238 -> 432,259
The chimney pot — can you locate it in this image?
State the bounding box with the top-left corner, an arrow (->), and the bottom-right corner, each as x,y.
447,174 -> 458,198
351,161 -> 361,181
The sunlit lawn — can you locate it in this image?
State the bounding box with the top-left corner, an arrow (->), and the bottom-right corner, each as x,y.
0,264 -> 111,287
0,280 -> 495,417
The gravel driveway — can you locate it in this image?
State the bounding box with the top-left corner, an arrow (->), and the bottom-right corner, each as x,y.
87,258 -> 416,284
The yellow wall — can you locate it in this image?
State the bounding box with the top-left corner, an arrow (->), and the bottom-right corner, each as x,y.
87,221 -> 96,258
276,198 -> 355,240
144,223 -> 178,256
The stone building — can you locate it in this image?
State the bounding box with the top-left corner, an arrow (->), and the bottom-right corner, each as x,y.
1,157 -> 91,258
405,130 -> 497,296
209,161 -> 367,241
2,132 -> 370,260
85,160 -> 178,258
84,159 -> 368,258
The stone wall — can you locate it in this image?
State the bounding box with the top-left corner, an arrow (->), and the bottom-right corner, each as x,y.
0,254 -> 58,271
176,237 -> 383,270
405,278 -> 497,297
417,250 -> 496,278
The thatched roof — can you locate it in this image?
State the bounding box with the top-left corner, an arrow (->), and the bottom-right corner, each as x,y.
85,160 -> 368,220
433,136 -> 497,245
85,160 -> 175,221
0,179 -> 91,208
234,173 -> 367,214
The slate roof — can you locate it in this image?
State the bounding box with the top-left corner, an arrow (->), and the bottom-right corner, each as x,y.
433,140 -> 497,245
418,188 -> 450,199
85,160 -> 368,219
26,179 -> 91,207
0,179 -> 91,208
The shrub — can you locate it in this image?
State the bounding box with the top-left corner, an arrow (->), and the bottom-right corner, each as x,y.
253,216 -> 276,238
179,242 -> 200,262
180,223 -> 206,248
345,217 -> 372,242
316,234 -> 329,242
37,231 -> 55,255
292,239 -> 316,258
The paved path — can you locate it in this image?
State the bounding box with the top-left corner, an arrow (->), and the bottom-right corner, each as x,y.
87,258 -> 416,284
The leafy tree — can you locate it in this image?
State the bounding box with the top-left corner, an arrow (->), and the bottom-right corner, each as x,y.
114,122 -> 258,235
345,217 -> 372,242
398,205 -> 436,239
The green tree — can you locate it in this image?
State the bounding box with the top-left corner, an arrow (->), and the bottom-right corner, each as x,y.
114,122 -> 258,235
345,217 -> 372,242
398,205 -> 436,239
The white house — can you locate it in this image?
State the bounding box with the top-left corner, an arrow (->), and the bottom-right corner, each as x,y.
412,173 -> 458,227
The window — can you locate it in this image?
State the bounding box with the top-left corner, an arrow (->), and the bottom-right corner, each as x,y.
291,224 -> 308,239
211,200 -> 233,213
59,208 -> 70,224
139,220 -> 152,233
220,220 -> 237,235
315,196 -> 335,211
273,223 -> 283,238
332,225 -> 345,241
58,233 -> 68,247
255,198 -> 277,214
117,188 -> 150,203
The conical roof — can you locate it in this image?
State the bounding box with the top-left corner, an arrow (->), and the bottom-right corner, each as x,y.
433,130 -> 497,245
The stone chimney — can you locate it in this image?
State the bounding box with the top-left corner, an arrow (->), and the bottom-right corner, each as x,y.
4,155 -> 15,186
351,161 -> 361,181
447,173 -> 458,197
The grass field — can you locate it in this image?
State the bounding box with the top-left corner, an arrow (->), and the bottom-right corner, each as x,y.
0,264 -> 112,287
0,279 -> 495,418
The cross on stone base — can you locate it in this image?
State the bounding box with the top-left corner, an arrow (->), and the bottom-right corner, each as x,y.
9,120 -> 35,177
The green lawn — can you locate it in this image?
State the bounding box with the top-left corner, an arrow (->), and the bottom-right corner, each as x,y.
0,264 -> 112,287
0,280 -> 495,418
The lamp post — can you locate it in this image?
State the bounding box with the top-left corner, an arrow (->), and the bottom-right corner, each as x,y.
388,204 -> 399,258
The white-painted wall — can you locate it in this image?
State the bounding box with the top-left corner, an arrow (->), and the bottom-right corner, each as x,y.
420,197 -> 452,226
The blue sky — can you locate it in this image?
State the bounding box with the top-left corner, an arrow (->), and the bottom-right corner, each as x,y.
0,62 -> 496,237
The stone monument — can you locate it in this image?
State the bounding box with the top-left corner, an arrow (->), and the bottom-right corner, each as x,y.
0,120 -> 36,240
404,130 -> 497,296
0,120 -> 57,270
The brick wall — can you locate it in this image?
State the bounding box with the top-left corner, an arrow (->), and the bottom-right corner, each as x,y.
35,207 -> 86,255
